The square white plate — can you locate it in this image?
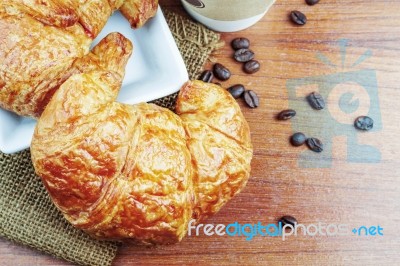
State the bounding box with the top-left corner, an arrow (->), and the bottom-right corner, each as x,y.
0,7 -> 188,154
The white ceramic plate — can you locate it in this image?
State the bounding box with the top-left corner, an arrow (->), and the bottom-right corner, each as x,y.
0,7 -> 188,154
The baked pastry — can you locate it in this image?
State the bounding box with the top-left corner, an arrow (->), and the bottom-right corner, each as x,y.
0,0 -> 157,118
176,81 -> 253,222
31,78 -> 253,243
120,0 -> 158,28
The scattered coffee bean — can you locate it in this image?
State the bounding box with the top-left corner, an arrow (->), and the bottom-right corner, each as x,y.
213,63 -> 231,81
279,215 -> 298,227
277,109 -> 296,120
307,92 -> 325,110
243,60 -> 260,74
354,116 -> 374,131
306,0 -> 320,5
231,37 -> 250,50
290,10 -> 307,26
214,82 -> 222,87
291,133 -> 307,147
306,137 -> 324,152
243,90 -> 259,108
228,84 -> 245,99
199,70 -> 213,83
234,48 -> 255,63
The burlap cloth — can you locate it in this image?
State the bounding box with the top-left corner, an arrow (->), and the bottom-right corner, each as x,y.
0,9 -> 220,266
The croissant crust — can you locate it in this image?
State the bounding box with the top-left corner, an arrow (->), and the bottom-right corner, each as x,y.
32,76 -> 253,244
0,0 -> 158,118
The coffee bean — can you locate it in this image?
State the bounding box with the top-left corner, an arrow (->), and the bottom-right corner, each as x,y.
234,48 -> 255,63
213,63 -> 231,81
354,116 -> 374,131
277,109 -> 296,120
243,60 -> 260,74
279,215 -> 298,227
214,82 -> 222,87
305,0 -> 320,5
307,92 -> 325,110
228,84 -> 245,99
243,90 -> 259,108
291,133 -> 306,147
199,70 -> 213,83
306,138 -> 323,152
231,38 -> 250,50
290,10 -> 307,26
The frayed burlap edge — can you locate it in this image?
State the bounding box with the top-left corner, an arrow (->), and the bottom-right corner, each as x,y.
150,9 -> 222,111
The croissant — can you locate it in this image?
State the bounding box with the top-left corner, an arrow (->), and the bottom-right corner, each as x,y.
31,50 -> 253,243
0,0 -> 157,118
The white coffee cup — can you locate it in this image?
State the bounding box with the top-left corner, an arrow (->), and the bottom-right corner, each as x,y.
181,0 -> 276,32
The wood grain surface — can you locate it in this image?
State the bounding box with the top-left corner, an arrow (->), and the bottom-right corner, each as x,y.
1,0 -> 400,265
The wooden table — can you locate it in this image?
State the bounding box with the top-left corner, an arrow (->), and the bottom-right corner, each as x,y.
1,0 -> 400,265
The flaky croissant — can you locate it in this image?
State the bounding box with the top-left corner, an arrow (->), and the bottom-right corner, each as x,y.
0,0 -> 157,118
31,68 -> 253,243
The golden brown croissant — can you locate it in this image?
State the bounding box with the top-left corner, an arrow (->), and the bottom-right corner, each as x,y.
120,0 -> 158,28
31,77 -> 253,244
176,81 -> 253,222
0,0 -> 157,118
